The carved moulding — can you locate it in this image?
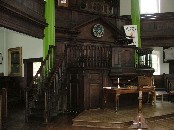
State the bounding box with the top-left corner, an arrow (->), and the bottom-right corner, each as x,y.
0,1 -> 47,38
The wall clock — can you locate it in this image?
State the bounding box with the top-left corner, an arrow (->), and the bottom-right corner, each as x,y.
92,24 -> 104,38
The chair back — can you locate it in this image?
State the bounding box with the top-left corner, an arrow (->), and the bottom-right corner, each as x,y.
138,76 -> 154,86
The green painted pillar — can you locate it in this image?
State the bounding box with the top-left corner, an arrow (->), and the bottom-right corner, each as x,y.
43,0 -> 55,57
131,0 -> 141,48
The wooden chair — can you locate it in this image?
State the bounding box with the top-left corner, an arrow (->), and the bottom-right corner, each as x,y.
138,76 -> 154,87
163,74 -> 174,102
155,75 -> 170,102
138,76 -> 155,104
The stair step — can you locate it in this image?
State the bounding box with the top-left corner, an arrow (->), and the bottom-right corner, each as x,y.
30,108 -> 44,115
28,114 -> 45,123
33,100 -> 44,107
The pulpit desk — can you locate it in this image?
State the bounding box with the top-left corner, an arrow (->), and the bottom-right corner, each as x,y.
103,86 -> 155,112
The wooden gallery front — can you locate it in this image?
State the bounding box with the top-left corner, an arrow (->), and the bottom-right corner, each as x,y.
52,5 -> 155,112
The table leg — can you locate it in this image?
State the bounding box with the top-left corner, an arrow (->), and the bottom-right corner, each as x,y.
103,90 -> 108,108
115,94 -> 119,112
152,91 -> 156,105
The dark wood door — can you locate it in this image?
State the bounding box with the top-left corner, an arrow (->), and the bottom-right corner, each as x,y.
87,71 -> 103,109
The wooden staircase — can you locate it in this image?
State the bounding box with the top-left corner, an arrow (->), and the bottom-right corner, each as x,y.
24,42 -> 157,124
25,44 -> 67,123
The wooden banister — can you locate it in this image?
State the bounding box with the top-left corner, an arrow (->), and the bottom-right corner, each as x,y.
66,44 -> 111,68
25,43 -> 67,123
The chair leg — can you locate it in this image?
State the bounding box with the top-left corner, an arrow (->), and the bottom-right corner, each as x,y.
168,94 -> 170,102
171,95 -> 174,103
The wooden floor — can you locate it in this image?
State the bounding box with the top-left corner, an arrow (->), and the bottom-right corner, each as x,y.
7,100 -> 174,130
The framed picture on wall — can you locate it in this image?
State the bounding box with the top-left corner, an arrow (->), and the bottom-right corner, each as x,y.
8,47 -> 22,76
0,53 -> 2,64
163,47 -> 174,63
58,0 -> 68,7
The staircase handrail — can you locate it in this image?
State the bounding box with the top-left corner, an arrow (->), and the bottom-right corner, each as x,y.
28,45 -> 55,89
46,45 -> 67,89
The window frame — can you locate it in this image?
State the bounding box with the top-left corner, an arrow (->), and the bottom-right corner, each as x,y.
152,51 -> 160,75
140,0 -> 160,14
58,0 -> 68,7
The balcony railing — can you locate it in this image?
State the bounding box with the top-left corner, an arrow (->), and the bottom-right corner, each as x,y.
83,1 -> 114,15
66,44 -> 111,69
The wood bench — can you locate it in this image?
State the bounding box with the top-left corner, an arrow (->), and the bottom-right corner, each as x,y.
163,74 -> 174,102
155,91 -> 169,102
170,91 -> 174,102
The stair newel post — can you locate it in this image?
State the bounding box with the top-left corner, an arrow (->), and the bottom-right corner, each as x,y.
44,86 -> 49,124
48,46 -> 50,72
49,45 -> 54,70
53,46 -> 56,69
2,88 -> 7,129
45,49 -> 50,77
109,45 -> 112,68
25,87 -> 29,123
49,45 -> 52,69
47,52 -> 50,74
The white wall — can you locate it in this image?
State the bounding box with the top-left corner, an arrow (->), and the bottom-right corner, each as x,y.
0,28 -> 43,77
160,0 -> 174,13
120,0 -> 131,16
120,0 -> 174,15
153,47 -> 169,74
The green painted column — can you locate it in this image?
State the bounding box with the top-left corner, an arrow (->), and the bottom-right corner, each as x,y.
43,0 -> 55,57
131,0 -> 141,48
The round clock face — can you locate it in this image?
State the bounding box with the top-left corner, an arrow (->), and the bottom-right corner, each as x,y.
92,24 -> 104,38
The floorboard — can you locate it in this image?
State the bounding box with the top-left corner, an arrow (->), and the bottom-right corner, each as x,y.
6,101 -> 174,130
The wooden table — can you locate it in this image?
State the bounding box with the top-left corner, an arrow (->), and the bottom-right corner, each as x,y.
103,87 -> 155,112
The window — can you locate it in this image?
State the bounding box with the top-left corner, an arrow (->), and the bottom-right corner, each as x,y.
33,62 -> 41,76
140,0 -> 160,14
152,51 -> 160,75
58,0 -> 68,7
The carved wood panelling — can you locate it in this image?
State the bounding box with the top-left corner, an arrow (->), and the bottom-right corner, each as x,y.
141,22 -> 155,32
89,84 -> 101,108
1,0 -> 44,19
0,0 -> 46,38
80,0 -> 120,16
141,21 -> 174,37
85,70 -> 103,109
141,37 -> 174,47
121,13 -> 174,47
0,11 -> 45,38
141,17 -> 174,47
111,47 -> 135,68
56,7 -> 119,31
